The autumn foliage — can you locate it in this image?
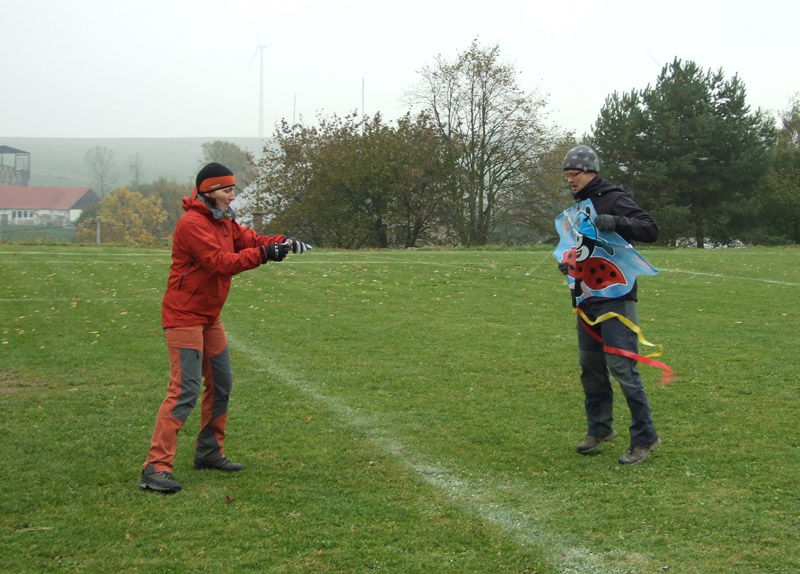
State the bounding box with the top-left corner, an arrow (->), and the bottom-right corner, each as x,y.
75,186 -> 167,245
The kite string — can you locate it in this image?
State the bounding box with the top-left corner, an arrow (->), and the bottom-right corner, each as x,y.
528,249 -> 556,275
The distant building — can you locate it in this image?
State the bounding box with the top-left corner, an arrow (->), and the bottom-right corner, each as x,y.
0,186 -> 99,226
0,145 -> 31,186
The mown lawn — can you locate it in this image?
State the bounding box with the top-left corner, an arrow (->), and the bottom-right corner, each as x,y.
1,244 -> 797,573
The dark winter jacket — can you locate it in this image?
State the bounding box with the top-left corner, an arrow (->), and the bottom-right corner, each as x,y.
574,175 -> 658,301
574,176 -> 658,244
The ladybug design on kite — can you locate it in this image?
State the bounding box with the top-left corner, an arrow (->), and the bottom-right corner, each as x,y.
560,233 -> 627,291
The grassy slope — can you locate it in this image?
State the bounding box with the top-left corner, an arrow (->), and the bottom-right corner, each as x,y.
1,137 -> 263,187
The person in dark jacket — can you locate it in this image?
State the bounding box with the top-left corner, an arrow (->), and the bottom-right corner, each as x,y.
140,162 -> 312,493
559,145 -> 661,465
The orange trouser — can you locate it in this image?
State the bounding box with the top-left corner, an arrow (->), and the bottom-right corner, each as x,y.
144,319 -> 233,472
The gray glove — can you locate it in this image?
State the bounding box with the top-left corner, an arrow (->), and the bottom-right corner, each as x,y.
286,237 -> 312,254
558,261 -> 569,275
594,214 -> 617,231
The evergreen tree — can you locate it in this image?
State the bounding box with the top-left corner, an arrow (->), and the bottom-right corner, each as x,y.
590,58 -> 776,247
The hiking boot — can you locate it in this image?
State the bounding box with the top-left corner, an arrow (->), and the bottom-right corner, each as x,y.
618,438 -> 662,465
140,466 -> 182,493
577,430 -> 618,454
194,457 -> 244,471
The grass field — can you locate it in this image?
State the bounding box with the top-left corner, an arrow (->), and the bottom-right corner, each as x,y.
1,244 -> 798,573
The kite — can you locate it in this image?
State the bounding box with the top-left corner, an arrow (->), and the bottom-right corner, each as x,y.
554,200 -> 658,304
553,200 -> 674,383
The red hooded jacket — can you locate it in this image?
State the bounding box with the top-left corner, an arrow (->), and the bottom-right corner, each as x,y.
161,189 -> 286,328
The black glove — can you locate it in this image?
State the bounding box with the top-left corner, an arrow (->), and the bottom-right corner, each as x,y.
261,243 -> 290,263
594,214 -> 617,231
558,261 -> 569,276
286,237 -> 312,254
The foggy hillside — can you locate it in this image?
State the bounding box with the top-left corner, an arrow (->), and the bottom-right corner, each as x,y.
2,137 -> 264,188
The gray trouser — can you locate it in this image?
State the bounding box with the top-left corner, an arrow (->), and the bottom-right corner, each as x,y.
577,298 -> 658,447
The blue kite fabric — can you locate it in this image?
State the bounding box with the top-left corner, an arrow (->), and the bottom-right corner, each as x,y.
553,200 -> 658,306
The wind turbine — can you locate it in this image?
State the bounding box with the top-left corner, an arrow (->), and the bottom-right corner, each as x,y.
249,44 -> 270,141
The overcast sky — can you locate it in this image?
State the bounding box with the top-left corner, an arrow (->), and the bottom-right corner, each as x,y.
2,0 -> 797,140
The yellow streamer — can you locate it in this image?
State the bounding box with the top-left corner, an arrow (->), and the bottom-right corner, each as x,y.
575,308 -> 664,358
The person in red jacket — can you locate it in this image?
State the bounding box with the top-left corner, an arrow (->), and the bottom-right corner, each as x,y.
140,162 -> 311,493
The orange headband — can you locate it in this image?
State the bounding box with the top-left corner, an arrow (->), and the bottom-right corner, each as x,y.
199,175 -> 236,193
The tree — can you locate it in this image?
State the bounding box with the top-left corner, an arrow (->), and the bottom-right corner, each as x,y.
250,118 -> 327,244
128,153 -> 145,190
409,39 -> 556,245
389,112 -> 455,247
589,58 -> 776,247
74,201 -> 100,232
252,113 -> 373,248
85,145 -> 119,198
250,112 -> 453,248
320,113 -> 396,247
506,136 -> 577,242
201,140 -> 258,191
762,95 -> 800,243
137,177 -> 188,238
75,186 -> 167,245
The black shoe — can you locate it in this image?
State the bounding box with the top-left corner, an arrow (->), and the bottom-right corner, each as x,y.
140,465 -> 182,493
194,457 -> 244,471
576,430 -> 618,454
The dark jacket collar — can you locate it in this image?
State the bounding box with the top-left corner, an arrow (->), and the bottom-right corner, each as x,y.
573,175 -> 619,203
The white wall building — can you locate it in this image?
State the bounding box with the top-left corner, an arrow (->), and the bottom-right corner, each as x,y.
0,186 -> 99,226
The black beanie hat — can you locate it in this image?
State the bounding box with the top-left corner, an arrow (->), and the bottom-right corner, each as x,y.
196,162 -> 236,193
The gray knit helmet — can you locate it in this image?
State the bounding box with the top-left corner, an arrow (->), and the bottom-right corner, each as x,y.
563,145 -> 599,173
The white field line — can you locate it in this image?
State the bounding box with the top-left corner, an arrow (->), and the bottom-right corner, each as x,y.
0,257 -> 500,267
0,259 -> 167,265
0,297 -> 149,302
658,268 -> 800,287
0,251 -> 166,257
229,332 -> 635,574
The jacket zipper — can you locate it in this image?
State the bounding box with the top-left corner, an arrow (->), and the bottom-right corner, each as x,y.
178,257 -> 194,290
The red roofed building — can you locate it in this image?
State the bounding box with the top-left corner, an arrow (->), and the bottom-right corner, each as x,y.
0,186 -> 100,226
